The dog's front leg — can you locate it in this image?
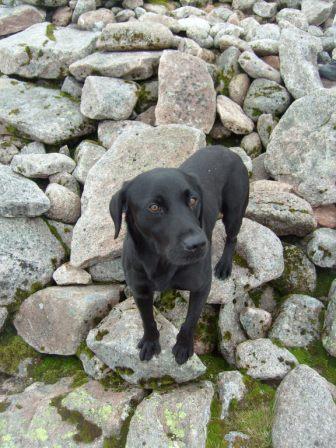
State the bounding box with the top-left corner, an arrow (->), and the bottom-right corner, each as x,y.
172,282 -> 211,365
134,287 -> 161,361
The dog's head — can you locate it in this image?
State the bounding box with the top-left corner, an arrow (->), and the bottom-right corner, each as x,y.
109,167 -> 208,265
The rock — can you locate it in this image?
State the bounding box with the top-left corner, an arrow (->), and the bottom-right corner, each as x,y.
80,76 -> 138,120
269,294 -> 323,347
240,307 -> 272,339
11,153 -> 75,178
52,6 -> 72,26
72,0 -> 95,23
53,262 -> 92,285
78,346 -> 111,380
246,180 -> 317,236
21,141 -> 46,155
209,121 -> 232,140
59,144 -> 71,156
155,50 -> 216,134
0,165 -> 50,218
98,120 -> 151,149
73,140 -> 106,184
257,113 -> 277,148
45,183 -> 81,224
212,23 -> 244,40
70,51 -> 162,82
89,258 -> 125,283
323,290 -> 336,356
238,50 -> 281,82
236,339 -> 298,380
96,22 -> 175,51
77,8 -> 115,31
251,153 -> 269,182
87,298 -> 206,385
255,284 -> 278,314
262,55 -> 280,70
249,39 -> 279,56
0,217 -> 65,306
0,22 -> 99,79
0,77 -> 94,144
253,1 -> 277,18
240,132 -> 262,158
0,5 -> 46,36
0,138 -> 19,165
279,27 -> 323,99
49,171 -> 80,196
265,89 -> 336,206
136,106 -> 156,125
14,284 -> 120,355
306,228 -> 336,268
71,124 -> 205,268
313,205 -> 336,229
254,23 -> 280,41
217,96 -> 254,135
0,307 -> 8,332
178,17 -> 212,48
272,365 -> 336,448
243,79 -> 291,122
229,147 -> 253,176
61,75 -> 82,99
218,371 -> 247,419
217,35 -> 252,52
240,16 -> 260,41
276,8 -> 309,31
301,0 -> 333,26
216,46 -> 241,97
139,12 -> 181,33
19,0 -> 68,6
115,9 -> 135,22
227,76 -> 250,110
47,219 -> 73,250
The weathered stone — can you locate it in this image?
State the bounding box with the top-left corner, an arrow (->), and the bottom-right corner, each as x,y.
0,138 -> 19,165
0,5 -> 46,36
217,35 -> 252,52
323,289 -> 336,356
52,6 -> 72,26
0,217 -> 65,306
301,0 -> 333,26
232,0 -> 258,11
72,0 -> 95,24
272,365 -> 336,448
251,153 -> 269,182
21,141 -> 46,155
228,73 -> 250,107
236,338 -> 298,380
209,121 -> 232,140
80,76 -> 138,120
61,75 -> 82,99
240,132 -> 262,158
313,205 -> 336,229
45,183 -> 81,224
47,219 -> 73,249
257,113 -> 277,148
155,50 -> 216,134
78,347 -> 111,380
262,55 -> 280,70
14,285 -> 120,355
178,17 -> 212,48
71,125 -> 205,268
250,39 -> 279,56
70,51 -> 162,82
19,0 -> 68,6
254,23 -> 280,41
239,50 -> 281,82
0,165 -> 50,218
89,258 -> 125,283
217,371 -> 246,419
49,171 -> 80,196
0,22 -> 99,79
98,120 -> 151,149
73,140 -> 106,184
87,298 -> 206,385
11,153 -> 75,178
217,95 -> 254,135
126,382 -> 213,447
139,12 -> 181,33
265,89 -> 336,206
253,1 -> 277,18
240,307 -> 272,339
53,262 -> 92,285
224,432 -> 250,448
0,77 -> 94,144
96,21 -> 175,51
240,16 -> 260,41
229,147 -> 253,177
0,307 -> 8,332
306,228 -> 336,268
279,27 -> 323,99
77,8 -> 115,31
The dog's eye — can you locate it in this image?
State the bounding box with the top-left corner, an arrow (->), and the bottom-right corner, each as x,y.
148,203 -> 161,213
189,197 -> 198,208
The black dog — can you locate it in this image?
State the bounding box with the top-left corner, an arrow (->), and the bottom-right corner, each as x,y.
110,146 -> 249,365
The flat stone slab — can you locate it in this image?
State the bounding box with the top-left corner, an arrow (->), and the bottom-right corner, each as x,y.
86,298 -> 206,386
0,22 -> 99,79
0,5 -> 46,36
0,77 -> 94,144
14,284 -> 120,355
0,165 -> 50,217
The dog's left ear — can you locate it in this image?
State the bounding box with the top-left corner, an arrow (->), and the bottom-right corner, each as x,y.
109,181 -> 130,239
185,172 -> 204,228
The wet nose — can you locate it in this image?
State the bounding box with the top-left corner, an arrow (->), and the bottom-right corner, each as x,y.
183,234 -> 207,252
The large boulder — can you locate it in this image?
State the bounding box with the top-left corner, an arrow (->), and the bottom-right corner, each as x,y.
265,88 -> 336,207
70,125 -> 205,268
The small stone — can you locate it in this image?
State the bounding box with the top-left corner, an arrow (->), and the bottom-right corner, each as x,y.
53,262 -> 92,285
254,23 -> 280,41
236,338 -> 298,380
228,73 -> 250,107
257,113 -> 277,148
59,145 -> 70,156
217,35 -> 252,52
11,153 -> 75,179
89,258 -> 125,283
251,153 -> 269,182
209,121 -> 232,140
0,138 -> 19,165
217,371 -> 246,419
0,307 -> 8,332
323,289 -> 336,356
80,76 -> 138,120
49,171 -> 80,196
240,16 -> 260,41
77,8 -> 115,31
98,120 -> 151,149
0,5 -> 46,36
73,140 -> 106,184
20,141 -> 46,155
306,228 -> 336,268
123,0 -> 143,8
241,132 -> 262,158
238,50 -> 281,82
249,39 -> 279,57
139,12 -> 181,33
262,55 -> 280,70
253,1 -> 277,18
72,0 -> 95,23
240,307 -> 272,339
61,76 -> 82,99
136,106 -> 156,126
217,95 -> 254,135
178,17 -> 213,48
78,348 -> 111,380
45,183 -> 81,224
232,0 -> 258,11
52,6 -> 72,26
313,205 -> 336,229
115,9 -> 135,22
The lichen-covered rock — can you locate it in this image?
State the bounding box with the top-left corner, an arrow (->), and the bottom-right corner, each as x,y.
179,17 -> 212,48
89,258 -> 125,283
14,284 -> 120,355
236,338 -> 298,380
21,141 -> 46,155
0,307 -> 8,332
11,153 -> 75,179
0,165 -> 50,217
61,75 -> 82,99
80,76 -> 138,120
240,307 -> 272,339
253,1 -> 277,18
306,228 -> 336,268
87,298 -> 206,386
53,262 -> 92,285
77,8 -> 115,31
73,140 -> 106,185
276,8 -> 309,31
217,371 -> 246,419
49,171 -> 80,196
45,183 -> 81,224
265,89 -> 336,207
0,137 -> 20,165
257,113 -> 277,148
240,132 -> 262,158
0,5 -> 46,36
155,50 -> 216,134
301,0 -> 333,26
0,22 -> 99,79
98,120 -> 151,149
125,382 -> 213,448
228,73 -> 250,107
78,347 -> 111,380
46,219 -> 73,250
0,216 -> 65,306
322,290 -> 336,357
272,365 -> 336,448
70,125 -> 205,268
217,95 -> 254,135
0,77 -> 94,144
238,50 -> 281,82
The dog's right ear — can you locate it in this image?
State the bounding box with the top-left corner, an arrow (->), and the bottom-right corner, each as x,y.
109,181 -> 130,239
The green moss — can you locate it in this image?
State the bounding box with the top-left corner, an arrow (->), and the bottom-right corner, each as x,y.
24,46 -> 32,64
99,371 -> 126,392
215,67 -> 235,97
156,289 -> 182,313
195,308 -> 219,349
114,366 -> 135,376
43,218 -> 70,258
95,329 -> 109,341
251,108 -> 262,118
7,282 -> 43,317
314,268 -> 335,298
29,355 -> 88,386
76,342 -> 95,360
55,92 -> 80,104
199,353 -> 230,383
45,24 -> 56,42
147,0 -> 169,4
0,401 -> 10,413
9,108 -> 20,116
5,124 -> 30,141
139,375 -> 176,390
233,253 -> 250,270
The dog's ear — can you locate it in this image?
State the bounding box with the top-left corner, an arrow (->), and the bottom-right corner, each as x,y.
109,181 -> 130,239
184,172 -> 204,228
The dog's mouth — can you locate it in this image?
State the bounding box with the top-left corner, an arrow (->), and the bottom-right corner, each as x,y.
167,244 -> 208,266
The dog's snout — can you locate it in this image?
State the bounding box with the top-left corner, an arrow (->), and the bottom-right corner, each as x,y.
183,234 -> 207,252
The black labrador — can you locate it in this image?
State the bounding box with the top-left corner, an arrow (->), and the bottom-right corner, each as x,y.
110,145 -> 249,365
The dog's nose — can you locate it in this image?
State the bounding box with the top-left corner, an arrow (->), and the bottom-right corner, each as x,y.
183,234 -> 207,252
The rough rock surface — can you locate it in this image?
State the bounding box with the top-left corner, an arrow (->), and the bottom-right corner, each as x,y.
306,228 -> 336,268
301,0 -> 334,26
89,258 -> 125,283
238,50 -> 281,82
98,120 -> 151,149
0,5 -> 46,36
73,140 -> 106,185
240,306 -> 272,339
323,290 -> 336,356
52,262 -> 92,285
217,95 -> 254,134
11,153 -> 75,179
217,371 -> 246,419
45,183 -> 81,224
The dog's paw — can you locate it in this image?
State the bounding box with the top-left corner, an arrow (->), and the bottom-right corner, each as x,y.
137,337 -> 161,362
172,341 -> 194,365
214,259 -> 232,280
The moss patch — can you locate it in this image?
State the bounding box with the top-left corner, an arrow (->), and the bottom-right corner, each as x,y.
215,67 -> 235,97
314,268 -> 335,299
199,353 -> 231,382
45,24 -> 56,42
8,281 -> 44,316
43,218 -> 70,258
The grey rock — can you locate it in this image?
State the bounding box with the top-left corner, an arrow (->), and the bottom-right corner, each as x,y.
178,17 -> 212,48
80,76 -> 138,120
240,306 -> 272,339
251,153 -> 269,182
217,95 -> 254,134
253,1 -> 277,18
232,0 -> 258,11
217,35 -> 252,52
0,22 -> 99,79
254,23 -> 280,41
243,79 -> 291,122
0,5 -> 46,36
0,165 -> 50,217
265,89 -> 336,206
249,39 -> 279,56
306,228 -> 336,268
98,120 -> 151,149
238,50 -> 281,82
61,75 -> 82,99
0,307 -> 8,332
77,8 -> 116,31
240,132 -> 262,158
53,262 -> 92,285
0,217 -> 65,306
276,8 -> 308,31
272,365 -> 336,448
236,338 -> 298,380
52,5 -> 72,26
72,0 -> 95,23
0,77 -> 94,144
70,51 -> 162,82
11,153 -> 75,178
323,290 -> 336,356
240,16 -> 260,41
115,9 -> 135,22
301,0 -> 333,26
19,0 -> 68,5
139,12 -> 181,33
73,140 -> 106,184
49,171 -> 80,196
20,141 -> 46,155
89,258 -> 125,282
218,371 -> 247,419
14,285 -> 120,355
279,27 -> 323,99
45,183 -> 81,224
47,219 -> 73,249
229,147 -> 253,176
87,298 -> 206,385
224,432 -> 250,448
0,137 -> 19,165
228,73 -> 250,107
78,348 -> 111,380
257,113 -> 277,148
